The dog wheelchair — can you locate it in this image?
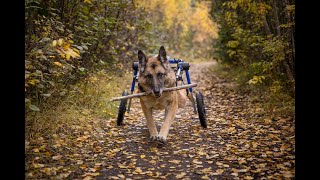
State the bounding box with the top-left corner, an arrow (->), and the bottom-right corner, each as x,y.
116,58 -> 207,128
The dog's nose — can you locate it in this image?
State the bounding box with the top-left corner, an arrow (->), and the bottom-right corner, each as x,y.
154,89 -> 160,95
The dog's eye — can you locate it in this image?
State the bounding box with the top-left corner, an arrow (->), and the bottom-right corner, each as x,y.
146,74 -> 152,79
157,73 -> 163,77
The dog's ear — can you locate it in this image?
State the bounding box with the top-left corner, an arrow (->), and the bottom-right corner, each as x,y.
138,50 -> 147,72
157,46 -> 167,63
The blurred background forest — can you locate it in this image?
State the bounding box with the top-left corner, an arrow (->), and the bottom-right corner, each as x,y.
25,0 -> 294,137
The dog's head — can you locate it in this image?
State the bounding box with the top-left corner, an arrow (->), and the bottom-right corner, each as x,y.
137,46 -> 169,98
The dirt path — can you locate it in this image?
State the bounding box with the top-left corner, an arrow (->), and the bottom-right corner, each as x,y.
26,61 -> 295,179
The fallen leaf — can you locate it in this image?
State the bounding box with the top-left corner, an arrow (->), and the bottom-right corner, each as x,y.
169,160 -> 181,164
244,176 -> 254,179
52,40 -> 57,47
118,174 -> 125,178
212,169 -> 224,175
231,172 -> 238,176
192,159 -> 203,165
238,169 -> 248,172
175,172 -> 186,179
238,159 -> 247,164
201,175 -> 210,179
109,176 -> 120,179
201,167 -> 212,174
33,148 -> 40,153
77,160 -> 84,165
33,163 -> 44,168
57,38 -> 64,46
52,155 -> 62,160
198,151 -> 207,156
118,165 -> 127,169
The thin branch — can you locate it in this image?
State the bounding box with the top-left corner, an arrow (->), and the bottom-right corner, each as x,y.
110,83 -> 198,101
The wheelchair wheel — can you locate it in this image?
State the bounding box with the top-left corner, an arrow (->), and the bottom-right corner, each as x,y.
196,91 -> 207,128
117,91 -> 128,126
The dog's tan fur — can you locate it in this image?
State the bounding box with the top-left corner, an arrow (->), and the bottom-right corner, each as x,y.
137,46 -> 188,143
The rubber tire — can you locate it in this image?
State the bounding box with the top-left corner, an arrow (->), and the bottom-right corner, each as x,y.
196,91 -> 207,128
117,91 -> 128,126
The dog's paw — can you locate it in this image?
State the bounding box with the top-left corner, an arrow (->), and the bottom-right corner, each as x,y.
149,135 -> 157,142
157,135 -> 167,144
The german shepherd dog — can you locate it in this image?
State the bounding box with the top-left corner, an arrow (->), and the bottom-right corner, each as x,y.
137,46 -> 190,144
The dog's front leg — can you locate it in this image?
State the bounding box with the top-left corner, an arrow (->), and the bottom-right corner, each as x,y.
141,103 -> 158,141
158,102 -> 178,143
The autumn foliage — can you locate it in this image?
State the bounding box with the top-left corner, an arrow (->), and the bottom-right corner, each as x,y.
25,0 -> 218,113
211,0 -> 295,99
25,0 -> 295,179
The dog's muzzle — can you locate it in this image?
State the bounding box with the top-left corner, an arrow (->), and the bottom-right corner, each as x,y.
153,90 -> 161,98
153,88 -> 163,98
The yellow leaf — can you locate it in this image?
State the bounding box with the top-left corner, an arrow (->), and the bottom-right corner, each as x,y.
283,171 -> 294,178
33,148 -> 40,153
59,53 -> 65,58
212,169 -> 224,175
133,167 -> 143,174
231,172 -> 238,176
238,159 -> 247,164
65,48 -> 80,59
77,160 -> 84,165
109,176 -> 120,179
201,167 -> 212,174
52,40 -> 57,47
52,155 -> 62,160
41,167 -> 52,175
117,174 -> 125,178
149,160 -> 156,165
168,160 -> 181,164
33,163 -> 45,168
201,175 -> 210,179
238,169 -> 248,172
118,165 -> 127,169
53,61 -> 63,67
244,176 -> 254,180
64,43 -> 70,50
28,80 -> 36,85
140,155 -> 146,158
197,150 -> 206,156
73,48 -> 80,54
175,172 -> 186,179
84,0 -> 92,4
192,159 -> 202,164
58,38 -> 64,46
66,53 -> 70,60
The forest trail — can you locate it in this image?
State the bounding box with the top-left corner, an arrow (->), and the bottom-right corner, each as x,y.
26,61 -> 295,179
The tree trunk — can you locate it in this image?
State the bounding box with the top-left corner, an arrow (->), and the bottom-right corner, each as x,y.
272,0 -> 281,37
262,14 -> 272,37
272,0 -> 295,91
104,2 -> 108,34
258,0 -> 272,39
283,0 -> 295,79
